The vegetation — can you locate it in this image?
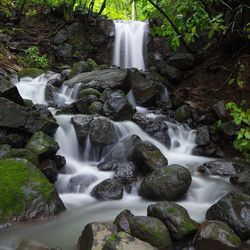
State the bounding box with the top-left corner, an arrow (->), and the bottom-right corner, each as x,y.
24,46 -> 49,69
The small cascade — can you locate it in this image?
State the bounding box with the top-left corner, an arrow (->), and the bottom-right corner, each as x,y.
113,20 -> 148,70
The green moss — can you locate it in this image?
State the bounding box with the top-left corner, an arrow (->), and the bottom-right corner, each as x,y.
226,233 -> 241,246
182,218 -> 196,232
17,68 -> 44,79
79,88 -> 102,98
167,207 -> 178,215
86,58 -> 98,70
0,158 -> 54,223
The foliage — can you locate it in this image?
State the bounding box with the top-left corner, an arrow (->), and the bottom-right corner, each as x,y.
228,60 -> 246,89
24,46 -> 49,69
226,102 -> 250,160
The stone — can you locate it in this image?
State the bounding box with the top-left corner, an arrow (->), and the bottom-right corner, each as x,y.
0,144 -> 11,158
213,101 -> 228,120
132,141 -> 168,173
196,126 -> 210,146
26,131 -> 59,161
230,171 -> 250,195
158,62 -> 183,83
17,68 -> 44,79
52,155 -> 66,170
52,31 -> 67,45
39,159 -> 59,183
89,102 -> 103,115
90,178 -> 123,200
139,165 -> 192,200
167,53 -> 195,70
195,220 -> 241,250
69,61 -> 92,78
17,240 -> 50,250
113,209 -> 135,233
69,174 -> 97,193
147,201 -> 199,240
175,104 -> 192,122
78,222 -> 117,250
206,192 -> 250,239
79,88 -> 102,99
0,158 -> 65,228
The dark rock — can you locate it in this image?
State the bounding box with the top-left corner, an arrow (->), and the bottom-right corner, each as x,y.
168,53 -> 195,70
69,174 -> 97,192
79,88 -> 102,99
78,223 -> 117,250
213,101 -> 229,120
73,98 -> 91,114
71,115 -> 93,143
147,201 -> 199,240
206,192 -> 250,239
195,220 -> 241,250
175,104 -> 192,122
132,141 -> 168,173
139,165 -> 192,200
52,31 -> 68,45
39,159 -> 59,183
129,216 -> 172,250
220,121 -> 239,139
89,117 -> 117,146
0,131 -> 27,148
230,171 -> 250,195
89,101 -> 103,115
158,62 -> 183,83
103,90 -> 135,121
97,161 -> 119,171
26,131 -> 59,161
48,77 -> 63,88
90,178 -> 123,200
69,61 -> 92,78
52,155 -> 66,170
113,209 -> 134,233
196,126 -> 210,146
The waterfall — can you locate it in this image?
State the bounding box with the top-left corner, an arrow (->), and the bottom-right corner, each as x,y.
113,20 -> 148,70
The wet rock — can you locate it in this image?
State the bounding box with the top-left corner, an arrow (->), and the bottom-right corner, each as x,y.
147,201 -> 199,240
0,97 -> 58,135
220,121 -> 239,139
0,158 -> 65,228
52,155 -> 66,170
69,61 -> 92,78
139,165 -> 192,200
89,117 -> 117,146
17,240 -> 51,250
158,63 -> 183,83
17,68 -> 44,79
48,77 -> 63,88
195,220 -> 241,250
167,53 -> 195,70
129,216 -> 173,250
79,88 -> 102,99
132,141 -> 168,173
206,192 -> 250,239
74,97 -> 94,114
103,90 -> 135,121
90,178 -> 123,200
69,174 -> 97,192
71,115 -> 94,143
78,222 -> 117,250
103,232 -> 157,250
26,131 -> 59,161
213,101 -> 229,120
52,31 -> 68,45
0,78 -> 24,105
230,171 -> 250,195
175,104 -> 192,122
0,144 -> 11,158
113,209 -> 135,233
39,159 -> 59,183
89,101 -> 103,115
0,131 -> 27,148
196,126 -> 210,146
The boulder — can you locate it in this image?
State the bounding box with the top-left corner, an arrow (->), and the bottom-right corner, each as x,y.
52,155 -> 66,170
0,144 -> 11,158
17,68 -> 44,79
196,126 -> 210,146
0,97 -> 58,135
129,216 -> 173,250
103,90 -> 135,121
103,232 -> 157,250
26,131 -> 59,161
79,88 -> 102,99
69,61 -> 92,78
132,141 -> 168,173
206,192 -> 250,239
139,165 -> 192,200
147,201 -> 199,240
0,131 -> 27,148
0,158 -> 65,228
89,117 -> 117,146
230,171 -> 250,195
78,222 -> 117,250
113,209 -> 135,233
213,101 -> 229,120
195,220 -> 241,250
90,178 -> 123,200
167,53 -> 195,70
175,104 -> 192,122
39,159 -> 59,183
89,102 -> 103,115
158,62 -> 183,83
69,174 -> 97,193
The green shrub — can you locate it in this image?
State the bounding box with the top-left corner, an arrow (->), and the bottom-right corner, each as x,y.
25,46 -> 49,69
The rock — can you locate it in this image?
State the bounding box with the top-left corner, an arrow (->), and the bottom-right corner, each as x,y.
90,178 -> 123,200
158,62 -> 183,83
213,101 -> 229,120
0,131 -> 27,148
89,101 -> 103,115
39,159 -> 59,183
0,78 -> 24,105
103,232 -> 157,250
69,174 -> 97,192
17,240 -> 51,250
74,97 -> 96,114
175,104 -> 192,122
195,220 -> 241,250
0,97 -> 58,135
89,117 -> 117,146
196,126 -> 210,146
147,201 -> 199,240
48,77 -> 63,88
52,155 -> 66,170
114,162 -> 137,193
139,165 -> 192,200
86,59 -> 98,71
26,131 -> 59,161
71,115 -> 93,143
103,90 -> 135,121
220,121 -> 239,139
0,144 -> 11,158
17,68 -> 44,79
78,222 -> 117,250
230,171 -> 250,195
167,53 -> 195,70
69,61 -> 92,78
129,216 -> 173,250
206,192 -> 250,239
79,88 -> 102,99
113,209 -> 135,233
198,160 -> 239,176
0,158 -> 65,228
52,31 -> 68,45
132,141 -> 168,174
2,148 -> 39,166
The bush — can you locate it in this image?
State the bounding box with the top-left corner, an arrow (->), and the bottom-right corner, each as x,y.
25,46 -> 49,69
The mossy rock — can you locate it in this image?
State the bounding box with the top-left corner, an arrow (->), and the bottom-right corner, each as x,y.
26,131 -> 59,160
79,88 -> 102,99
0,144 -> 11,158
18,68 -> 44,79
99,64 -> 108,70
2,148 -> 39,166
69,61 -> 92,79
86,58 -> 98,70
88,101 -> 103,115
0,158 -> 64,227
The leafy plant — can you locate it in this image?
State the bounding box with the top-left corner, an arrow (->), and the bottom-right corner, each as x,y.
228,61 -> 246,89
25,46 -> 48,69
25,9 -> 38,17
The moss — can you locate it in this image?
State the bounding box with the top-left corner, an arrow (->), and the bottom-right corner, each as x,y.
182,218 -> 196,232
226,233 -> 241,246
79,88 -> 102,98
0,158 -> 54,223
167,207 -> 178,215
17,68 -> 44,79
86,58 -> 98,70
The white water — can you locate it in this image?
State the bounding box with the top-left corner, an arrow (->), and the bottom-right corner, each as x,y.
113,20 -> 148,70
